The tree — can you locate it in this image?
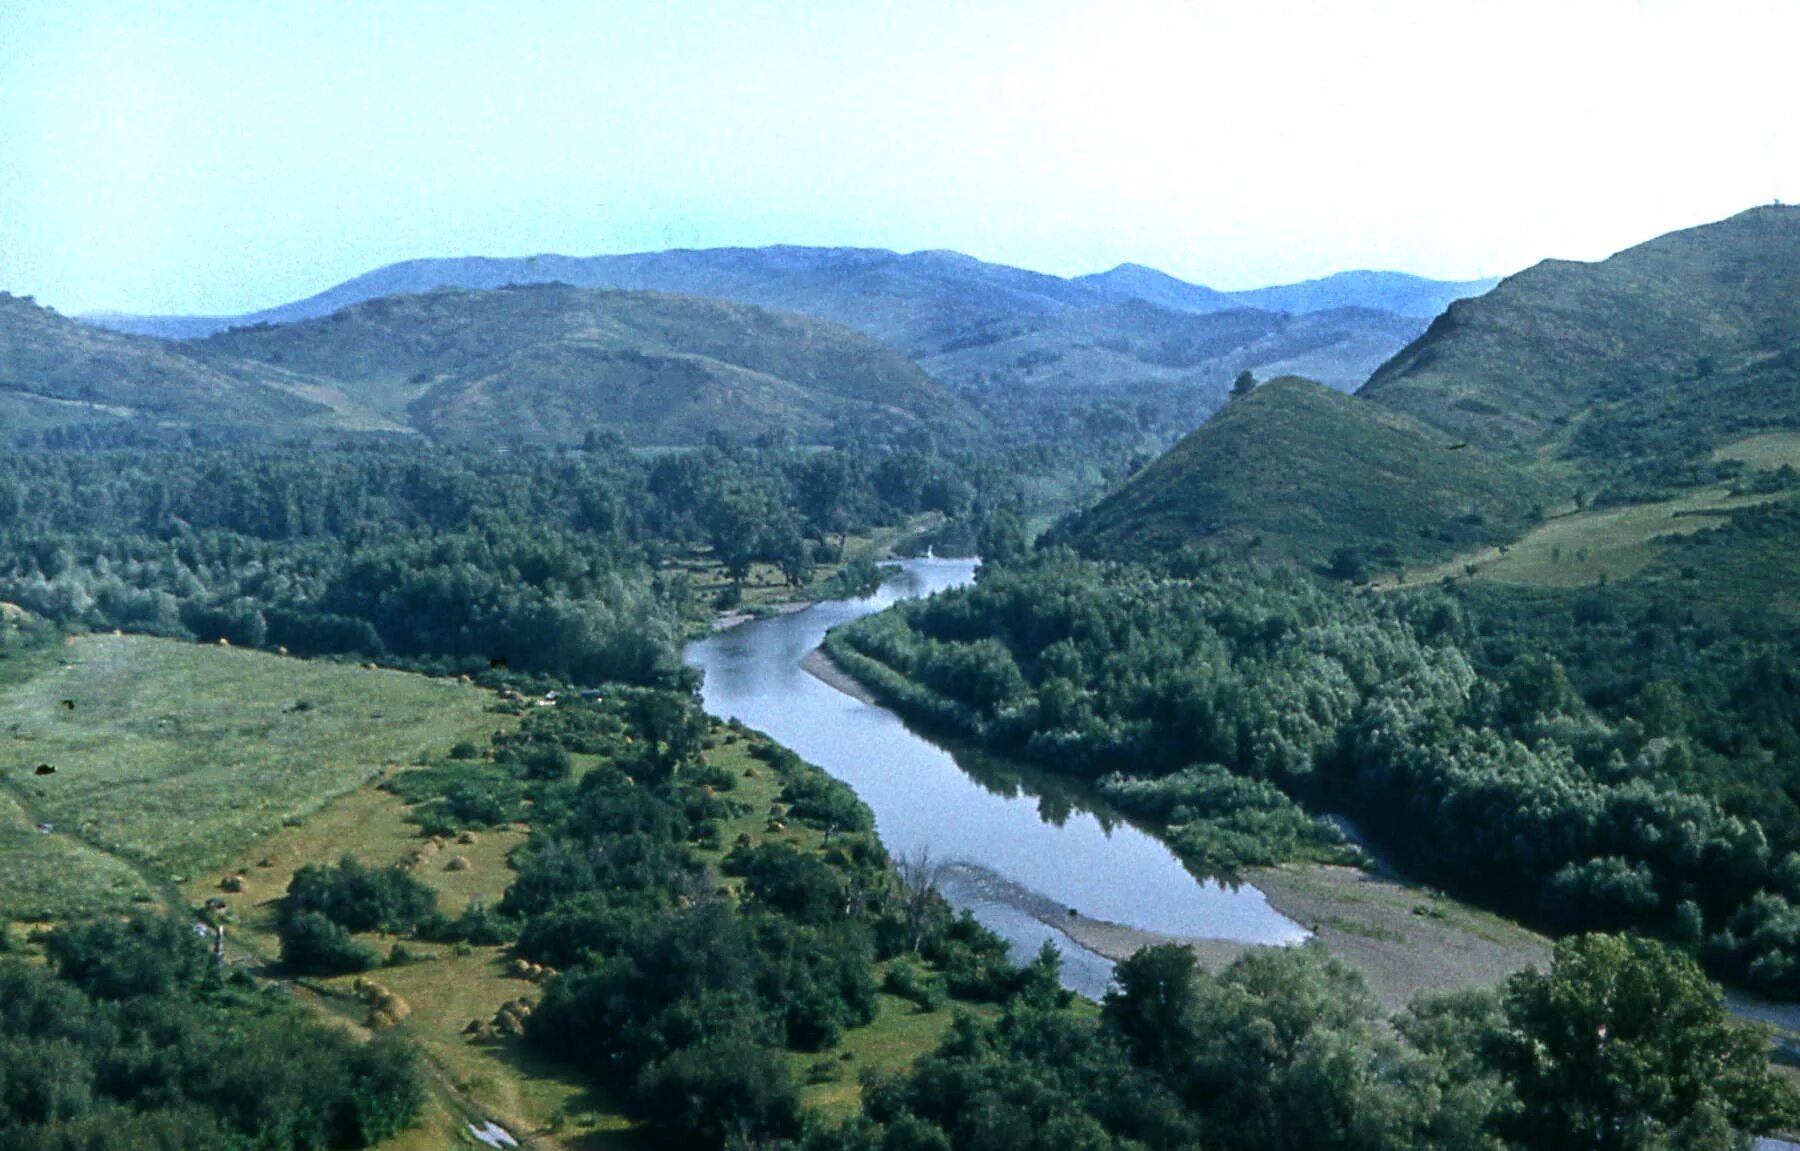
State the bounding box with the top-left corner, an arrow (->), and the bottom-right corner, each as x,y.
1232,370 -> 1257,398
1327,544 -> 1370,584
1490,934 -> 1798,1151
893,847 -> 946,954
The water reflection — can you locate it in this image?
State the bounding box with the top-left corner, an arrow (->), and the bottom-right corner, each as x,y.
685,558 -> 1305,994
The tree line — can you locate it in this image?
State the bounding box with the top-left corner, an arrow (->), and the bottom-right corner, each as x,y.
826,548 -> 1800,995
0,437 -> 1113,687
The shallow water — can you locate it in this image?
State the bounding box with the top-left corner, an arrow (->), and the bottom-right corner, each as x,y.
685,558 -> 1304,997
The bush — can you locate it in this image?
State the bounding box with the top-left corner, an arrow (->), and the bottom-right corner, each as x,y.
43,914 -> 211,1000
284,855 -> 438,933
279,911 -> 379,975
633,1039 -> 800,1147
883,959 -> 946,1012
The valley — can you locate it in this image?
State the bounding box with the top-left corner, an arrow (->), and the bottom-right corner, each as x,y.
4,204 -> 1800,1149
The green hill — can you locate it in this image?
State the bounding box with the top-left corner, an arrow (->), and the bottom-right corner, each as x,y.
1062,207 -> 1800,573
201,284 -> 982,446
0,292 -> 396,441
1055,376 -> 1554,567
1362,205 -> 1800,462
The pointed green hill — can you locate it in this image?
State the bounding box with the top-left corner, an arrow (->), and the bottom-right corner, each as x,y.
1055,376 -> 1555,567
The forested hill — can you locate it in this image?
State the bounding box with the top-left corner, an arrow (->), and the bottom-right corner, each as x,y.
1362,204 -> 1800,458
1053,375 -> 1554,567
196,284 -> 982,447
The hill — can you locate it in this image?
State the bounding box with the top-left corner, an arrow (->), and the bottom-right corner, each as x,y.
1362,205 -> 1800,462
79,247 -> 1496,441
0,293 -> 400,441
1054,376 -> 1554,567
84,247 -> 1497,342
198,284 -> 981,446
1077,266 -> 1500,319
1063,207 -> 1800,569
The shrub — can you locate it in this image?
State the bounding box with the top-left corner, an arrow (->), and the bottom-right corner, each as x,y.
280,911 -> 379,975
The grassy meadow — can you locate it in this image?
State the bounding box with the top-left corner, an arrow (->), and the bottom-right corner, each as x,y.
0,634 -> 496,917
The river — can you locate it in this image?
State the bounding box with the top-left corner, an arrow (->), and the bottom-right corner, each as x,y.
685,557 -> 1305,999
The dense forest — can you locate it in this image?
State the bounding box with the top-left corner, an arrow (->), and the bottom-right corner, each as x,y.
827,550 -> 1800,996
0,437 -> 1127,688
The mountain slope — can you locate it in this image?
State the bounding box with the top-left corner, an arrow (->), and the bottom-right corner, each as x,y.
0,292 -> 398,441
1073,264 -> 1230,312
1061,206 -> 1800,580
1362,205 -> 1800,458
1055,376 -> 1554,566
198,284 -> 981,446
1226,270 -> 1502,319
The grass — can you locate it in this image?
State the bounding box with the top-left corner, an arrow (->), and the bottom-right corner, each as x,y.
1385,484 -> 1786,590
0,634 -> 496,917
788,989 -> 994,1119
1715,432 -> 1800,471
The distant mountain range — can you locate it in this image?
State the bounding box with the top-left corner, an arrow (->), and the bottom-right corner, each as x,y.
1061,205 -> 1800,569
75,247 -> 1498,442
2,286 -> 979,447
82,249 -> 1500,341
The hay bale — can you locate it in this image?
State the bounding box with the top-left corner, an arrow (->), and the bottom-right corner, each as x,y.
496,1009 -> 525,1036
216,637 -> 230,647
457,831 -> 479,845
367,1009 -> 398,1030
445,856 -> 471,872
509,958 -> 532,978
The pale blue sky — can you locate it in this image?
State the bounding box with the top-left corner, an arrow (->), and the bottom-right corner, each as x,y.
2,0 -> 1795,315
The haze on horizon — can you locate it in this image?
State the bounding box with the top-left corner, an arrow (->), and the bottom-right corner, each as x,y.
1,0 -> 1795,317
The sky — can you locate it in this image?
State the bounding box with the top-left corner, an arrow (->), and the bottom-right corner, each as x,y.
1,0 -> 1795,316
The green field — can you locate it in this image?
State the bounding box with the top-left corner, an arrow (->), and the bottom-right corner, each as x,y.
0,635 -> 496,918
1386,484 -> 1787,590
1715,431 -> 1800,471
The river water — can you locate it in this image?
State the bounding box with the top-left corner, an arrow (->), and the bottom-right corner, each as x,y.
685,557 -> 1305,998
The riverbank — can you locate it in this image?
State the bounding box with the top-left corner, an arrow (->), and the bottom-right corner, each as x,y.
1250,863 -> 1549,1013
800,645 -> 879,705
941,851 -> 1552,1012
